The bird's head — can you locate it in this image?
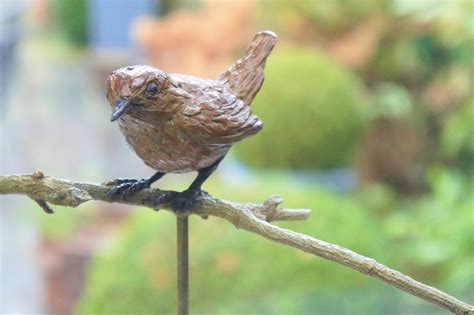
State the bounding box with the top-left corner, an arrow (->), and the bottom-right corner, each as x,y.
106,65 -> 177,121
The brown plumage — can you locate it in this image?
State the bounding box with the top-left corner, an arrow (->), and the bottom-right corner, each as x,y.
106,31 -> 277,209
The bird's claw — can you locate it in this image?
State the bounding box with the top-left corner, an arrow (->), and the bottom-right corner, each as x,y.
144,191 -> 178,211
170,189 -> 204,213
107,178 -> 150,199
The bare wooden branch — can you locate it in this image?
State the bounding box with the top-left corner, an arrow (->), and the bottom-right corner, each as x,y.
0,172 -> 472,314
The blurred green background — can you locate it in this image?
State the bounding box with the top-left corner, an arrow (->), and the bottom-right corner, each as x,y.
0,0 -> 472,314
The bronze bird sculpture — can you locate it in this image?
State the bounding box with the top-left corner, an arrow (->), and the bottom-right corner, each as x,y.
106,31 -> 276,210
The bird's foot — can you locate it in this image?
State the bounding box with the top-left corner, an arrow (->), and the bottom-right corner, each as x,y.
170,189 -> 206,213
103,178 -> 139,186
106,178 -> 151,199
143,191 -> 177,211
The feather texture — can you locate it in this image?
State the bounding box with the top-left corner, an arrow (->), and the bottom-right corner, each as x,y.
107,31 -> 276,173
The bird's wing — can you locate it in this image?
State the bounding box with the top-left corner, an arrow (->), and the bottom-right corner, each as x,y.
176,90 -> 262,145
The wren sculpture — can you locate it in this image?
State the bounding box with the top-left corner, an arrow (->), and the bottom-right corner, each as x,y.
106,31 -> 276,210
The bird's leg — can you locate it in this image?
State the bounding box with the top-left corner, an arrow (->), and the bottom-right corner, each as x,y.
107,171 -> 166,199
171,156 -> 225,212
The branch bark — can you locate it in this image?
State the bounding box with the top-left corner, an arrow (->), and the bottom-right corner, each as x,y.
0,171 -> 472,314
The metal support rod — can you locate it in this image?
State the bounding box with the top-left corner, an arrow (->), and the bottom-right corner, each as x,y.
176,215 -> 189,315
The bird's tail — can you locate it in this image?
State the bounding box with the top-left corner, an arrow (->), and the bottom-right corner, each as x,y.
219,31 -> 277,105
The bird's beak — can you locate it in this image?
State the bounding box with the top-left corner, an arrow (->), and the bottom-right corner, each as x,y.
111,97 -> 131,122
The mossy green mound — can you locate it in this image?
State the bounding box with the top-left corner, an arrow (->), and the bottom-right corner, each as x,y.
234,47 -> 368,170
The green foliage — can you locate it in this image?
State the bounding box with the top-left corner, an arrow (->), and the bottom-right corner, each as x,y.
394,0 -> 474,55
372,82 -> 414,118
372,34 -> 451,86
440,98 -> 474,169
369,1 -> 472,87
39,206 -> 83,239
51,0 -> 88,46
234,47 -> 368,170
39,205 -> 106,240
382,166 -> 474,291
261,0 -> 387,35
77,175 -> 473,314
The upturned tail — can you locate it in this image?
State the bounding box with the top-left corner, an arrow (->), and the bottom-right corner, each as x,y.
219,31 -> 277,105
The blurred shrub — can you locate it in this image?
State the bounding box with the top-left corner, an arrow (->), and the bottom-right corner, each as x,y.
371,82 -> 414,118
77,176 -> 473,314
39,205 -> 85,239
394,0 -> 473,60
357,82 -> 429,193
440,98 -> 474,170
257,0 -> 472,189
261,0 -> 386,36
51,0 -> 88,46
234,47 -> 368,170
371,34 -> 450,87
357,116 -> 427,194
384,165 -> 474,292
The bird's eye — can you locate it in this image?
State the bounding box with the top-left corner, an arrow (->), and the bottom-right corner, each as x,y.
146,82 -> 159,95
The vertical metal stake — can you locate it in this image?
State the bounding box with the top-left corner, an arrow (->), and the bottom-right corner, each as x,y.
177,215 -> 189,315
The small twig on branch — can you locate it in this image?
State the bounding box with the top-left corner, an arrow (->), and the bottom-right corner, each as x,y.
33,198 -> 54,214
0,172 -> 472,314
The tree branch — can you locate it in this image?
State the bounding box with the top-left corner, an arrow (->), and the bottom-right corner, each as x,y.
0,171 -> 472,314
